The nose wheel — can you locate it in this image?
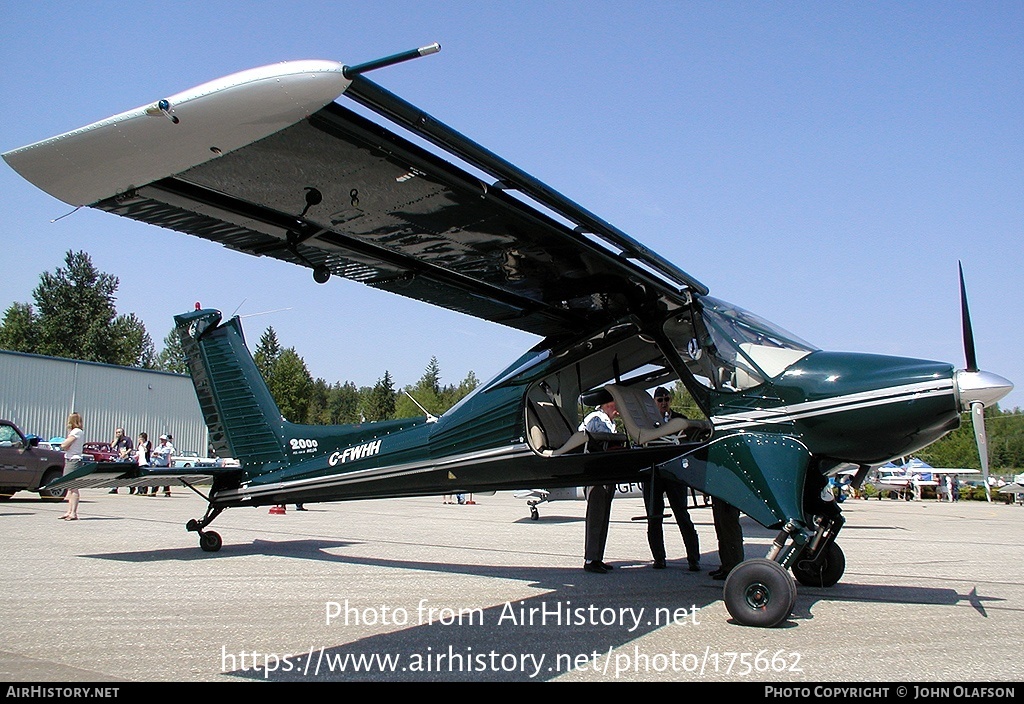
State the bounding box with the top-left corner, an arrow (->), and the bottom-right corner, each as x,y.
723,559 -> 797,628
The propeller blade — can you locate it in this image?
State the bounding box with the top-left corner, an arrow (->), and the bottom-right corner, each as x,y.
970,401 -> 992,502
959,261 -> 979,372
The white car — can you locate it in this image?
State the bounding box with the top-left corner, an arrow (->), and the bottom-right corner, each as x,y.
172,451 -> 218,468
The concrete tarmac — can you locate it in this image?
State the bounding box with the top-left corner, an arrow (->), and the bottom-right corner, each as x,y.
1,487 -> 1021,682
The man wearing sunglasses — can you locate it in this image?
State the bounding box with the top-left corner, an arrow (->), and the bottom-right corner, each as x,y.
645,388 -> 701,571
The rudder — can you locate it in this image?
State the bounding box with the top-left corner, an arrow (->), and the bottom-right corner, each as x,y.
175,309 -> 289,473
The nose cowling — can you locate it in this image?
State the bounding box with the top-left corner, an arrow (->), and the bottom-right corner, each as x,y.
955,369 -> 1014,411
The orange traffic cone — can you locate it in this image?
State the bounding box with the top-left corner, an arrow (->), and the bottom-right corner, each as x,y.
269,505 -> 286,515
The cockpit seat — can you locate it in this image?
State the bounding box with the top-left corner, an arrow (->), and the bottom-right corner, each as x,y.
603,384 -> 711,445
528,398 -> 590,456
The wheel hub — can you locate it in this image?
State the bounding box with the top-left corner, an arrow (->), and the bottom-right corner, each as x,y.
744,582 -> 772,610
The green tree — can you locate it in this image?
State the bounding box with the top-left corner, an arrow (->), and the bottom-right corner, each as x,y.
364,371 -> 397,422
110,313 -> 156,369
396,357 -> 445,419
156,327 -> 189,374
439,370 -> 481,411
918,406 -> 1024,472
0,302 -> 37,353
267,347 -> 314,423
254,327 -> 282,380
422,356 -> 441,394
3,250 -> 154,367
671,381 -> 706,419
304,378 -> 331,424
328,381 -> 362,424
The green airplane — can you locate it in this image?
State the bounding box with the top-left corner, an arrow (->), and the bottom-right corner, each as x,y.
5,46 -> 1011,628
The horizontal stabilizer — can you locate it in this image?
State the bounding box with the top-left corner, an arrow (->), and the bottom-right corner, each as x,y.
44,461 -> 240,491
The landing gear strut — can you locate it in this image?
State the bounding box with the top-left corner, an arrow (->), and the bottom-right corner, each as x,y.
721,514 -> 845,627
183,481 -> 225,552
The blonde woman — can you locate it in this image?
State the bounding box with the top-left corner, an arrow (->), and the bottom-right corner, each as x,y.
59,412 -> 85,520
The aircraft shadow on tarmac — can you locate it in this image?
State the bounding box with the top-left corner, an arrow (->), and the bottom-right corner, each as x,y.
76,509 -> 1002,682
88,537 -> 991,682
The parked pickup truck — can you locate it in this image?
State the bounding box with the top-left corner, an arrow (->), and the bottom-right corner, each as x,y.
0,419 -> 68,500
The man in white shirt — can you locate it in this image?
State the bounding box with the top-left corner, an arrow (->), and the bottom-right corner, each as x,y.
581,391 -> 620,574
150,435 -> 175,497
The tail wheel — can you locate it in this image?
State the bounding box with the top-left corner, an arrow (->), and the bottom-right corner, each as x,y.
792,541 -> 845,588
199,531 -> 222,552
723,559 -> 797,628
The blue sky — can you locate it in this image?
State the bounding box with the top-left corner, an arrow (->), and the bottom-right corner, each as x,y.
2,1 -> 1021,409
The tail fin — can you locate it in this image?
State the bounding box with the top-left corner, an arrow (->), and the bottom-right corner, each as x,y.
175,309 -> 289,473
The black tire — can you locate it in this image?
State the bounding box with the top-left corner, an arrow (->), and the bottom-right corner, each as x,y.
723,559 -> 797,628
530,506 -> 539,521
792,541 -> 845,588
37,469 -> 67,501
199,531 -> 222,552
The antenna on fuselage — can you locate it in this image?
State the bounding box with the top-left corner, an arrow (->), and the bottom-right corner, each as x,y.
238,307 -> 293,319
403,390 -> 438,423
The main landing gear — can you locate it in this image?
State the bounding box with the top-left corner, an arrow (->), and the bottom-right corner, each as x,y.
722,514 -> 845,627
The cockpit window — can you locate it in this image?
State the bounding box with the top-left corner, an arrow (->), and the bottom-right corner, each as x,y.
663,297 -> 817,392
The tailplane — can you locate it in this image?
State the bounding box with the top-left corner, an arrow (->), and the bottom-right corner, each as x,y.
175,309 -> 289,473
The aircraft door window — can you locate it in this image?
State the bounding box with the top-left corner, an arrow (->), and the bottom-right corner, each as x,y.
663,311 -> 734,392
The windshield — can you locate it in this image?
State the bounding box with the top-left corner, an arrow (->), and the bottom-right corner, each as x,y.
664,297 -> 817,392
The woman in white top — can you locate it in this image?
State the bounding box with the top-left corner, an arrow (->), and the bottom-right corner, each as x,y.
59,412 -> 85,520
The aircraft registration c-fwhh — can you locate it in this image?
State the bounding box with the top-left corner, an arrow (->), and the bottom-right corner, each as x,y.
4,45 -> 1013,627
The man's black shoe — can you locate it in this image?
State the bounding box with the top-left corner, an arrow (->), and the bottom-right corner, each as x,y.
583,561 -> 608,574
652,559 -> 667,569
597,561 -> 615,571
710,566 -> 733,580
688,561 -> 700,572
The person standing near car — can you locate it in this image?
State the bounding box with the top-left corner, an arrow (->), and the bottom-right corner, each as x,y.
59,412 -> 85,520
151,435 -> 174,497
108,427 -> 135,494
135,432 -> 152,495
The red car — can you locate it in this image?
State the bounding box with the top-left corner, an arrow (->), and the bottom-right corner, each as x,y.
83,442 -> 119,462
